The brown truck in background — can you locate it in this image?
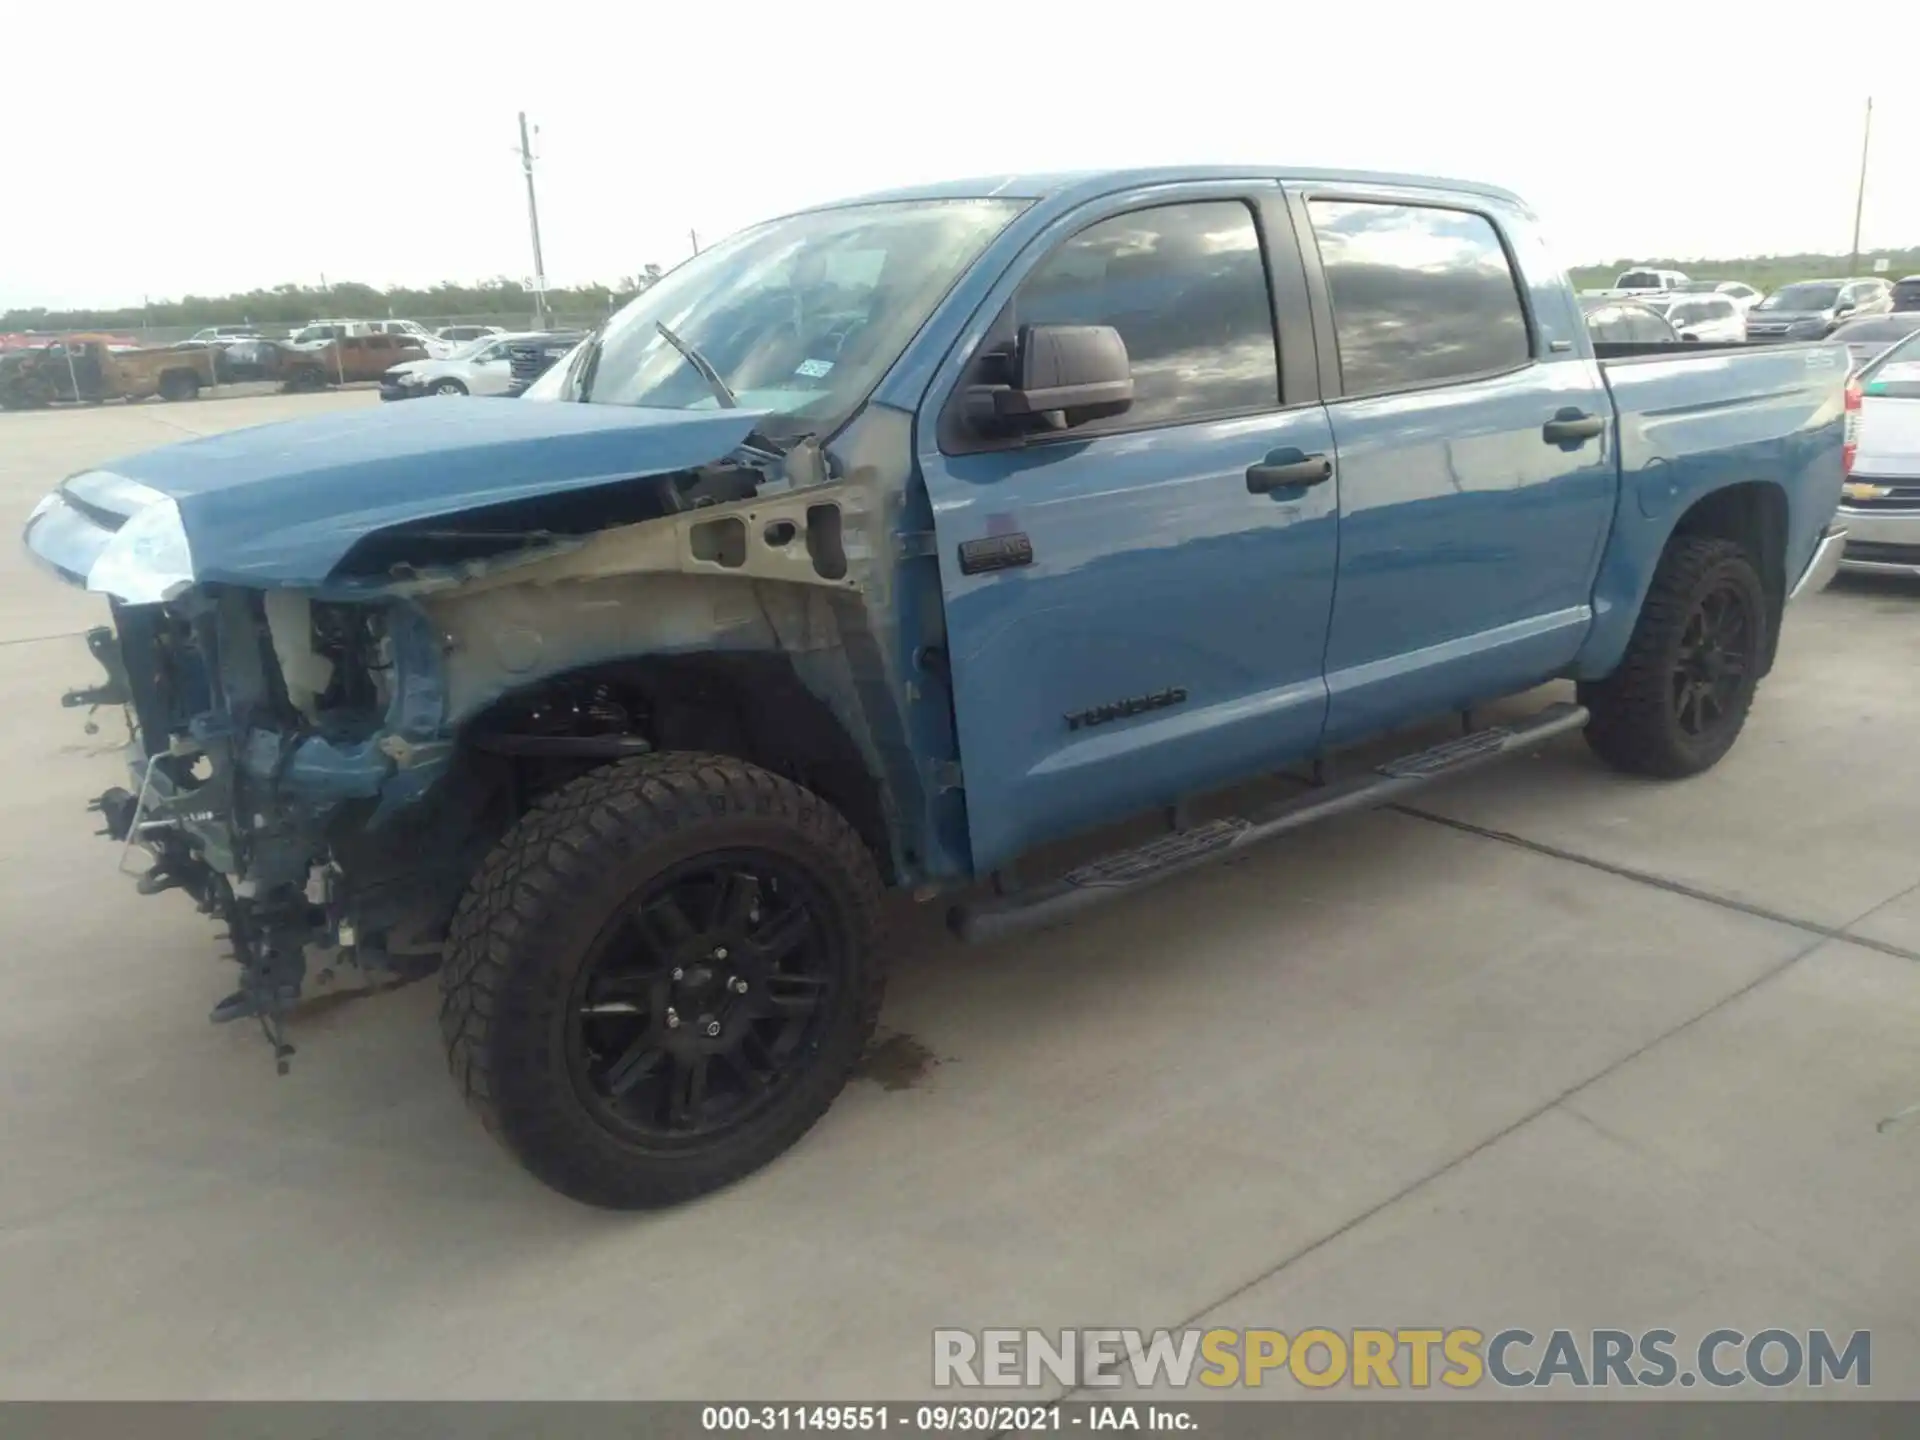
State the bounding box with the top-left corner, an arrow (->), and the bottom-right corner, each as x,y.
280,332 -> 428,391
0,336 -> 218,409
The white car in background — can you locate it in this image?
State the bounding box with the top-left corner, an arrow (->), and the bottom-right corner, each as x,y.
1676,279 -> 1765,312
1648,292 -> 1748,343
378,331 -> 534,400
1613,267 -> 1691,293
1836,329 -> 1920,576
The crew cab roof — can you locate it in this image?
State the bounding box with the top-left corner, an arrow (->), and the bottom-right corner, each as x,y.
817,165 -> 1527,211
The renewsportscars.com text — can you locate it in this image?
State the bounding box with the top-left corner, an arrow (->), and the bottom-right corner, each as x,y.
933,1327 -> 1871,1390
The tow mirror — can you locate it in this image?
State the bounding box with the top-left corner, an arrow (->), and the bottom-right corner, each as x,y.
969,323 -> 1134,431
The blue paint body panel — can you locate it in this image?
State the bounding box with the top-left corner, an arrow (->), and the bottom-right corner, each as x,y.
927,407 -> 1341,869
1573,345 -> 1848,678
94,399 -> 766,587
892,168 -> 1849,878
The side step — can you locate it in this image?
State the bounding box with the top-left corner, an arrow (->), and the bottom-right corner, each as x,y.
949,701 -> 1589,944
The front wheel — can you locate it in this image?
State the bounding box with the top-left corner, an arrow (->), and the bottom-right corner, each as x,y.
430,378 -> 467,396
1579,535 -> 1767,779
440,753 -> 885,1208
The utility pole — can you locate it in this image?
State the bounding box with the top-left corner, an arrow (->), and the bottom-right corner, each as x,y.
1848,96 -> 1873,276
519,112 -> 551,330
690,228 -> 701,255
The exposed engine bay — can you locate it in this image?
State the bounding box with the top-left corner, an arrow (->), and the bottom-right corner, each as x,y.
56,431 -> 905,1071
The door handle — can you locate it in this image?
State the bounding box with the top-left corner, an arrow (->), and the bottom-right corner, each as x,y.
1246,450 -> 1333,494
1542,409 -> 1606,445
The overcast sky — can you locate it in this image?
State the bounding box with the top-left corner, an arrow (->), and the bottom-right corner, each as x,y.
3,0 -> 1913,310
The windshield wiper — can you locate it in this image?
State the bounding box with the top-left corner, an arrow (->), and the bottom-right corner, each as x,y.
571,329 -> 606,402
655,322 -> 737,409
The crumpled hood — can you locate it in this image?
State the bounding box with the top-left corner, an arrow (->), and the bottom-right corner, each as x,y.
24,398 -> 766,592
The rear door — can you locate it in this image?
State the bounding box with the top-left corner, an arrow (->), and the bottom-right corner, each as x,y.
1288,185 -> 1619,743
920,183 -> 1338,873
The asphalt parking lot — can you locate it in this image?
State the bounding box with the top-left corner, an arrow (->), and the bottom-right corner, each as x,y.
1,393 -> 1917,1401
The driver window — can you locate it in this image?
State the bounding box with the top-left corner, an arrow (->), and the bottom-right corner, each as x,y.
1011,200 -> 1280,428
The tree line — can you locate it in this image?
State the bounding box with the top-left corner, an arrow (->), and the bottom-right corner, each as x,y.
1,268 -> 668,333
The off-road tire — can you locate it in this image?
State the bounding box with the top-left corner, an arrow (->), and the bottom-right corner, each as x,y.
1579,535 -> 1767,779
439,753 -> 885,1208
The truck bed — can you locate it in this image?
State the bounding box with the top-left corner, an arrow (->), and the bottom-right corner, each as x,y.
1574,336 -> 1850,682
1591,339 -> 1756,361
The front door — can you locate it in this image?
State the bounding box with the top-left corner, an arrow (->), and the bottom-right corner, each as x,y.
919,186 -> 1339,874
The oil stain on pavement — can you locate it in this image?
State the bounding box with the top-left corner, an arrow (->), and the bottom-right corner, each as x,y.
854,1032 -> 939,1090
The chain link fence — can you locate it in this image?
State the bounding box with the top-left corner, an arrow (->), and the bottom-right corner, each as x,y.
110,310 -> 613,348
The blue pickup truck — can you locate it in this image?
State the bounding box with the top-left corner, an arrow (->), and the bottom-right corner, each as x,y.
24,166 -> 1851,1207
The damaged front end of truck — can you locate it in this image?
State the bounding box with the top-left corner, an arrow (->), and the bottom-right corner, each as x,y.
23,397 -> 922,1071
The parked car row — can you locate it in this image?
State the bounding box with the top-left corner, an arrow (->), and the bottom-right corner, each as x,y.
1586,270 -> 1762,310
1578,292 -> 1746,345
1746,277 -> 1896,342
175,320 -> 509,359
1579,273 -> 1920,368
0,335 -> 216,409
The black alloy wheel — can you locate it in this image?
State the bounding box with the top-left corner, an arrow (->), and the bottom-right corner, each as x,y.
1670,577 -> 1752,739
567,854 -> 841,1144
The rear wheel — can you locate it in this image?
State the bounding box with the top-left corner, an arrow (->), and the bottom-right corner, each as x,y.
158,370 -> 200,402
439,753 -> 885,1208
1580,535 -> 1767,779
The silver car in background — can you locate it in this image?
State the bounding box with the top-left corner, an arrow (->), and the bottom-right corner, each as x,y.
1829,314 -> 1920,372
1648,292 -> 1748,343
1837,330 -> 1920,577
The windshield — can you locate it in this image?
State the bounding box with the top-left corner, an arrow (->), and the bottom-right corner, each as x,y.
1667,301 -> 1714,323
568,198 -> 1025,437
1860,330 -> 1920,397
1617,271 -> 1661,288
1757,284 -> 1839,312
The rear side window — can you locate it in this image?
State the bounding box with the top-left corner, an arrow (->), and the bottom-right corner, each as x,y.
1622,309 -> 1675,343
1584,307 -> 1627,343
1307,200 -> 1531,396
1012,200 -> 1280,426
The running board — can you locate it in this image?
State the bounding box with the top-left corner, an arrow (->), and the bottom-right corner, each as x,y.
948,701 -> 1589,945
